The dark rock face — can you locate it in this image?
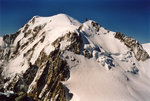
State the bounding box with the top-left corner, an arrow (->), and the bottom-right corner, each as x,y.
28,49 -> 70,101
0,31 -> 21,92
91,21 -> 101,32
3,31 -> 20,45
23,63 -> 38,86
65,32 -> 82,54
0,92 -> 18,101
52,32 -> 83,54
0,31 -> 20,61
1,49 -> 70,101
0,92 -> 35,101
83,49 -> 93,58
115,32 -> 149,61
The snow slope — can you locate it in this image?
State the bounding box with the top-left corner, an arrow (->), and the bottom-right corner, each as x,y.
143,43 -> 150,55
63,21 -> 150,101
82,20 -> 129,54
63,51 -> 150,101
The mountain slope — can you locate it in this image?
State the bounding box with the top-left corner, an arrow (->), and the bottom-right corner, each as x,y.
143,43 -> 150,55
63,20 -> 150,101
0,14 -> 150,101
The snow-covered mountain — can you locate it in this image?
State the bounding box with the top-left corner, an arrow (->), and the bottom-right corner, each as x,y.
0,14 -> 150,101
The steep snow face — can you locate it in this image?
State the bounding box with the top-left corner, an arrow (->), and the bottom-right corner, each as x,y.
139,43 -> 150,79
81,20 -> 129,54
142,43 -> 150,55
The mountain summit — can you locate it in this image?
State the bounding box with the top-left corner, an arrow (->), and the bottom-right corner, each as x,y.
0,14 -> 150,101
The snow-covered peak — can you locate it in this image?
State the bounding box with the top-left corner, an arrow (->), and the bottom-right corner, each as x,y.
0,14 -> 150,101
82,20 -> 108,34
80,20 -> 129,54
1,14 -> 82,77
14,14 -> 81,45
30,13 -> 81,27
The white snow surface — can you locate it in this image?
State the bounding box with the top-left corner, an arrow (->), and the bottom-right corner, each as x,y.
81,21 -> 129,54
64,48 -> 150,101
0,37 -> 4,47
1,13 -> 150,101
142,43 -> 150,55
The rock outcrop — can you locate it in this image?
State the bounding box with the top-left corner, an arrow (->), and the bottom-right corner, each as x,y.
115,32 -> 149,61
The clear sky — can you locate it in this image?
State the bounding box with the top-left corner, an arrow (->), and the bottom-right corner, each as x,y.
0,0 -> 149,43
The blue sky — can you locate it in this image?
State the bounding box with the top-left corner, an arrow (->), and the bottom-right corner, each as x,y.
0,0 -> 149,43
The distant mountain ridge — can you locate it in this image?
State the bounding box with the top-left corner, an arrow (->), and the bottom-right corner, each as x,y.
0,14 -> 150,101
